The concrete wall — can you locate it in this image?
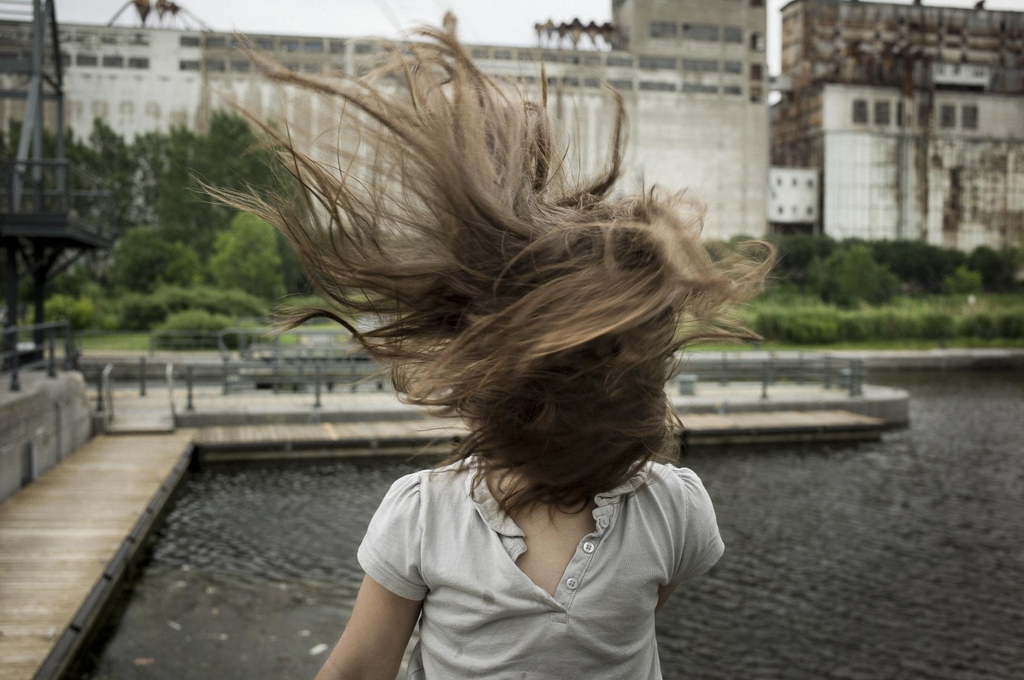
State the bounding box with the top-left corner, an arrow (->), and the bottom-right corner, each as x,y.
0,372 -> 93,505
820,84 -> 1024,249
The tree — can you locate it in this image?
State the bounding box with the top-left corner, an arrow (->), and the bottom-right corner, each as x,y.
942,265 -> 983,295
966,246 -> 1020,292
208,212 -> 283,300
110,226 -> 202,293
810,245 -> 899,307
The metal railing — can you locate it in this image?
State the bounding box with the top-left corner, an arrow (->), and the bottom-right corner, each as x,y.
674,352 -> 866,399
2,320 -> 76,391
166,362 -> 176,425
0,159 -> 117,241
95,362 -> 114,431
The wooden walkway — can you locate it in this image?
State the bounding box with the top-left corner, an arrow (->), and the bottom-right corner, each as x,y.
0,430 -> 194,680
194,409 -> 884,463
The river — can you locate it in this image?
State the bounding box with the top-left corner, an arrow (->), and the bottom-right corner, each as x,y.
76,371 -> 1024,680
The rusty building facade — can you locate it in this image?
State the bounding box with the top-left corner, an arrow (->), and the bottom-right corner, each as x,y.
0,0 -> 770,241
772,0 -> 1024,251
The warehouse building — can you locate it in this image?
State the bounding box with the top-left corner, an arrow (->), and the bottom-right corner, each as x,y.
771,0 -> 1024,251
0,0 -> 769,240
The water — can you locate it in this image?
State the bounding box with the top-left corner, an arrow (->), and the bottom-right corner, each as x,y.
78,371 -> 1024,680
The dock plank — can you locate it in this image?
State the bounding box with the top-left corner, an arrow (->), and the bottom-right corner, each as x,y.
0,431 -> 193,680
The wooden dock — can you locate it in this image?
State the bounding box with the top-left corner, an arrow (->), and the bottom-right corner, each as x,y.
0,430 -> 194,680
193,409 -> 883,463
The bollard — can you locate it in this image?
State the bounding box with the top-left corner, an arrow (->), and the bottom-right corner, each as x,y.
186,365 -> 195,412
46,326 -> 56,378
768,351 -> 776,386
824,355 -> 832,389
847,360 -> 857,397
139,356 -> 147,396
314,364 -> 322,408
760,360 -> 769,400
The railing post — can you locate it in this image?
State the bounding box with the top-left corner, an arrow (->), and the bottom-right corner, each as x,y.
848,360 -> 857,397
96,370 -> 104,412
314,364 -> 322,408
139,356 -> 147,396
46,325 -> 56,378
761,360 -> 769,400
223,356 -> 230,395
854,359 -> 864,397
186,365 -> 195,412
63,323 -> 73,370
768,351 -> 776,386
824,355 -> 832,389
9,339 -> 20,392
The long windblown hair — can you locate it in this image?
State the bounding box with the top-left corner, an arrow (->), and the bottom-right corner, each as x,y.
213,28 -> 773,516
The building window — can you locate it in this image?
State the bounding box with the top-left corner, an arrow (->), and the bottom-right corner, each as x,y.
302,63 -> 320,73
280,39 -> 300,52
584,77 -> 601,87
180,35 -> 200,47
962,104 -> 978,129
494,49 -> 512,60
639,56 -> 676,70
354,43 -> 373,54
642,81 -> 678,91
940,104 -> 956,128
683,83 -> 718,94
852,99 -> 868,123
918,103 -> 931,127
650,22 -> 677,38
724,61 -> 743,74
128,57 -> 148,69
102,55 -> 123,68
471,48 -> 487,58
682,24 -> 719,41
583,55 -> 601,66
304,40 -> 323,52
609,79 -> 634,91
724,26 -> 743,43
205,59 -> 225,72
540,52 -> 558,63
563,76 -> 579,87
751,0 -> 764,6
205,36 -> 226,49
255,38 -> 274,50
329,40 -> 346,54
607,55 -> 633,67
101,35 -> 117,45
750,85 -> 763,102
76,53 -> 97,67
874,100 -> 891,125
231,60 -> 250,73
683,59 -> 719,72
896,101 -> 904,126
179,59 -> 200,71
724,85 -> 743,95
749,32 -> 765,51
517,51 -> 534,62
750,63 -> 763,80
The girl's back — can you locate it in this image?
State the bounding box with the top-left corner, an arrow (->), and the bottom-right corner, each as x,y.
356,461 -> 723,679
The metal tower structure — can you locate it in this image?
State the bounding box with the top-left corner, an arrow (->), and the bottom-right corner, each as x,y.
0,0 -> 115,347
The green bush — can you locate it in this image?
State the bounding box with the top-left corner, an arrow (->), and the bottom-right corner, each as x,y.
942,266 -> 983,295
754,308 -> 841,344
110,226 -> 202,293
115,285 -> 269,330
208,213 -> 284,300
959,310 -> 1024,340
157,309 -> 234,332
117,292 -> 169,330
810,245 -> 899,308
43,294 -> 95,329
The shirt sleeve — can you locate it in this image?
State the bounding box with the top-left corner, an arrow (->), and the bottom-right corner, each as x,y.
666,466 -> 725,585
357,471 -> 428,601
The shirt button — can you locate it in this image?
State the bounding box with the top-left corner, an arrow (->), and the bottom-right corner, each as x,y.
566,577 -> 579,590
582,541 -> 595,554
597,517 -> 609,528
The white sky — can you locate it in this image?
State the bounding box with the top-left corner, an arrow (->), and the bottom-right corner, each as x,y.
56,0 -> 1024,76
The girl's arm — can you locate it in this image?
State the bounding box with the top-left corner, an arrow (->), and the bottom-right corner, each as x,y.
314,575 -> 423,680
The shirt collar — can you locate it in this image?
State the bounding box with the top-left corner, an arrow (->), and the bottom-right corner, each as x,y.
468,460 -> 652,536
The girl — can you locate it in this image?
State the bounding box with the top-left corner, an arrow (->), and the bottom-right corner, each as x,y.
218,28 -> 770,680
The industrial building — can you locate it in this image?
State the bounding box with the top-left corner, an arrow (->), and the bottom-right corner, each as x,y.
0,0 -> 769,241
771,0 -> 1024,251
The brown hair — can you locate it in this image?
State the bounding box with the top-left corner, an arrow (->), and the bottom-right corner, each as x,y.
212,29 -> 773,517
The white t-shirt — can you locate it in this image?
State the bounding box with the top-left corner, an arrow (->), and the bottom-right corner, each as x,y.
357,460 -> 724,679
